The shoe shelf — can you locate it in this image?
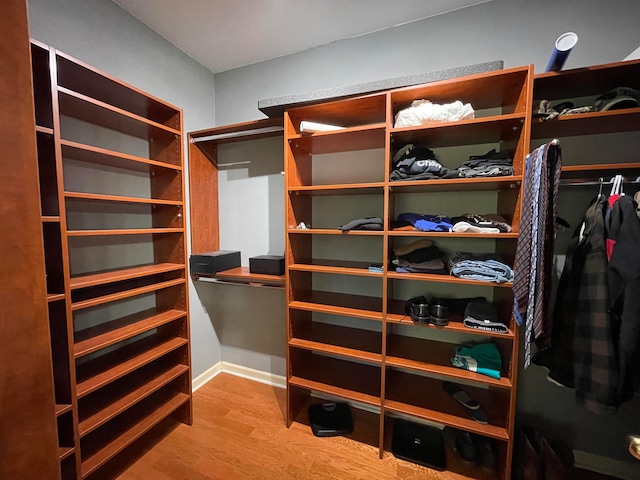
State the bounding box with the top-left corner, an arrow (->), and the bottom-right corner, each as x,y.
289,350 -> 382,407
74,308 -> 187,357
384,369 -> 510,441
386,271 -> 513,288
59,447 -> 75,461
385,308 -> 515,339
61,139 -> 183,170
78,363 -> 189,437
80,391 -> 189,478
69,263 -> 185,290
285,64 -> 531,479
289,319 -> 382,363
31,40 -> 191,479
75,335 -> 188,398
531,107 -> 640,138
385,335 -> 512,389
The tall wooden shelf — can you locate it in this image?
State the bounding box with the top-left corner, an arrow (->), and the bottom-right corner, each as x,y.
284,65 -> 532,480
30,39 -> 191,480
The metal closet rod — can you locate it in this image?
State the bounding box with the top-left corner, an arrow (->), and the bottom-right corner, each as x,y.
560,175 -> 640,186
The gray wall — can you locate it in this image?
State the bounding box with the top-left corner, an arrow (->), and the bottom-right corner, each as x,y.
211,0 -> 640,475
27,0 -> 220,378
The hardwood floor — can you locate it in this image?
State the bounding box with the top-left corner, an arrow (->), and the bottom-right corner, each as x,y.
111,373 -> 618,480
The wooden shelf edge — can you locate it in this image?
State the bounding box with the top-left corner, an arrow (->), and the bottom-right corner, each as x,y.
42,215 -> 61,223
59,446 -> 75,461
288,338 -> 382,364
78,364 -> 189,437
61,139 -> 183,171
71,278 -> 185,311
55,404 -> 73,416
36,125 -> 54,135
66,227 -> 184,236
385,315 -> 514,339
64,191 -> 183,206
69,263 -> 185,290
47,293 -> 66,303
288,301 -> 383,321
74,309 -> 188,358
289,264 -> 382,277
384,400 -> 508,441
287,228 -> 383,236
75,337 -> 188,398
387,272 -> 513,288
58,86 -> 181,136
389,112 -> 525,135
288,376 -> 380,407
385,356 -> 512,389
80,392 -> 189,478
289,122 -> 387,139
210,266 -> 284,286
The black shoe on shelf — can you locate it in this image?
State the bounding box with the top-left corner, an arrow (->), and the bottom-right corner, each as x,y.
454,429 -> 477,463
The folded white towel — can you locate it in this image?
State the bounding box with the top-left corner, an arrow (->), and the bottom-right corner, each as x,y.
394,99 -> 475,128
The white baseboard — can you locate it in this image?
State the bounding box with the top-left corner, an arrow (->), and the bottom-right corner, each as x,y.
192,361 -> 222,392
220,361 -> 286,389
192,361 -> 286,392
574,449 -> 640,480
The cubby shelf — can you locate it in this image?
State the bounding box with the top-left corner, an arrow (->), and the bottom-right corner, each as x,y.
285,64 -> 531,480
80,392 -> 189,478
31,40 -> 191,480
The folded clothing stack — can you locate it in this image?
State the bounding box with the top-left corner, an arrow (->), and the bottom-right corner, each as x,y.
396,212 -> 453,232
448,252 -> 514,283
450,213 -> 511,234
456,149 -> 514,178
463,300 -> 509,334
389,144 -> 458,181
451,342 -> 502,379
394,99 -> 475,128
393,242 -> 447,274
338,217 -> 383,231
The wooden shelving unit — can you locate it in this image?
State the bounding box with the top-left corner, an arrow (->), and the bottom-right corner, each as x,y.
30,39 -> 191,480
284,66 -> 532,480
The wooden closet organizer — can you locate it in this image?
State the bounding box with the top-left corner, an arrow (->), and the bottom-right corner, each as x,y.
30,40 -> 192,479
284,66 -> 533,480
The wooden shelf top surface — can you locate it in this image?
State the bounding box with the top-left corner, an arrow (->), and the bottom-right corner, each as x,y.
531,107 -> 640,138
69,263 -> 185,291
195,266 -> 285,287
76,336 -> 188,398
78,364 -> 189,438
66,227 -> 184,237
80,392 -> 189,477
74,308 -> 187,358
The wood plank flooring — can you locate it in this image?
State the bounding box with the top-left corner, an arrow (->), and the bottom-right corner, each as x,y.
111,373 -> 617,480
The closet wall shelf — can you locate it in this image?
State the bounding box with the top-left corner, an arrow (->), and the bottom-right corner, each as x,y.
289,376 -> 380,407
36,125 -> 54,135
58,87 -> 180,137
385,311 -> 515,339
290,322 -> 382,361
75,337 -> 188,398
287,228 -> 384,236
288,183 -> 385,195
69,263 -> 185,290
389,176 -> 522,193
42,215 -> 61,222
66,227 -> 183,236
289,262 -> 383,277
61,140 -> 183,171
47,293 -> 66,303
64,191 -> 183,206
289,338 -> 382,364
388,231 -> 518,239
386,271 -> 513,288
201,266 -> 285,287
56,404 -> 73,417
78,364 -> 189,438
391,114 -> 525,147
80,392 -> 189,478
74,309 -> 187,358
59,447 -> 74,461
288,127 -> 386,155
289,300 -> 383,321
384,400 -> 508,442
531,108 -> 640,138
71,278 -> 185,311
559,163 -> 640,180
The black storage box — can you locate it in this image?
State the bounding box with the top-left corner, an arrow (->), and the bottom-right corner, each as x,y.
308,402 -> 353,437
391,418 -> 446,470
249,255 -> 285,276
189,250 -> 241,275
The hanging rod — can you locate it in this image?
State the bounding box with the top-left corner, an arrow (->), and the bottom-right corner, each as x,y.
560,175 -> 640,186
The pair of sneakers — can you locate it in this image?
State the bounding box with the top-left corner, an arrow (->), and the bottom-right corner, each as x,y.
406,296 -> 449,326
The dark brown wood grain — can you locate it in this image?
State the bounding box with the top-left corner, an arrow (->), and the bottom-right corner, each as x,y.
0,1 -> 60,478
